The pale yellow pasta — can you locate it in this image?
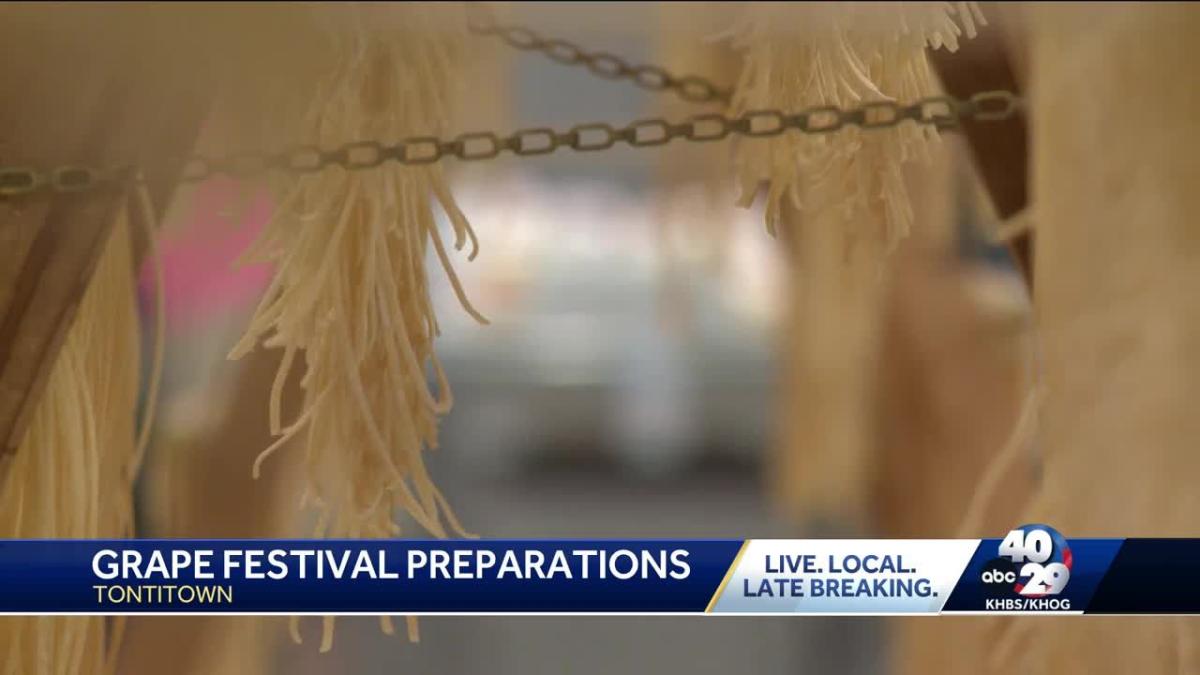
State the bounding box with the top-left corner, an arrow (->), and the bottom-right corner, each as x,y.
227,5 -> 482,651
0,192 -> 159,675
729,1 -> 984,253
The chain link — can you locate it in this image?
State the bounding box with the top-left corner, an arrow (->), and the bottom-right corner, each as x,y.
0,9 -> 1026,200
464,2 -> 732,105
0,91 -> 1022,199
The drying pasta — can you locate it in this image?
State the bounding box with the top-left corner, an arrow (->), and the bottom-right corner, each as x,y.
729,1 -> 984,253
730,2 -> 983,529
0,195 -> 156,675
226,5 -> 483,651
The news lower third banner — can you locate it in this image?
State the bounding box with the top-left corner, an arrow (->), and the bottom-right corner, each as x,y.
1,525 -> 1197,614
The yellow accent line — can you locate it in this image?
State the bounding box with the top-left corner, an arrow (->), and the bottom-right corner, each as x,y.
705,540 -> 750,613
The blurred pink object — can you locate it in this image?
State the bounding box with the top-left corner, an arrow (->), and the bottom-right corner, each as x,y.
138,177 -> 274,334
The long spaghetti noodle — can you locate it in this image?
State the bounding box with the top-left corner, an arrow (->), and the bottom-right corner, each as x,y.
226,5 -> 483,651
0,198 -> 150,675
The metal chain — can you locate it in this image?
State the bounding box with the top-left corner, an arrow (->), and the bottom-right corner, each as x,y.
0,91 -> 1021,199
464,3 -> 732,105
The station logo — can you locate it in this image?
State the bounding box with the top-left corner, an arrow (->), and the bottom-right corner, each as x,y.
979,524 -> 1073,610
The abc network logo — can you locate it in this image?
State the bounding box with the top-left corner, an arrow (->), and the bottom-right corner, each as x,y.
980,524 -> 1073,607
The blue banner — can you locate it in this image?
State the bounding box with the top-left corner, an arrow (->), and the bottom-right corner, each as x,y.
1085,539 -> 1200,614
0,533 -> 1196,614
0,539 -> 742,613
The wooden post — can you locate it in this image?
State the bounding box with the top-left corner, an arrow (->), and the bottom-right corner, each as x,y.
1013,5 -> 1200,673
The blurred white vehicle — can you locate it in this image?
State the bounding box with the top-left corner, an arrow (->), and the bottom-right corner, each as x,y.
430,177 -> 783,478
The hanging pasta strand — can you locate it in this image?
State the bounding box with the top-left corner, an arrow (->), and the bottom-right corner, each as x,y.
0,200 -> 147,675
730,2 -> 983,252
226,4 -> 483,651
729,2 -> 982,529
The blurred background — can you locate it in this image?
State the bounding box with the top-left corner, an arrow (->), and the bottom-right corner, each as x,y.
120,3 -> 1029,673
